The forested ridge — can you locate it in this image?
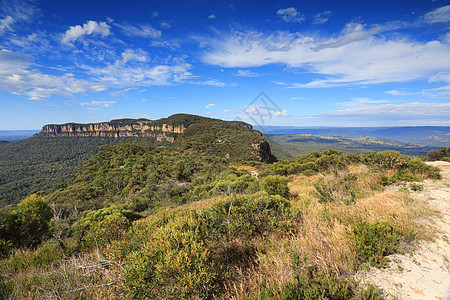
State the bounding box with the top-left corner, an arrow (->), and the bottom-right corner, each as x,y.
0,115 -> 265,206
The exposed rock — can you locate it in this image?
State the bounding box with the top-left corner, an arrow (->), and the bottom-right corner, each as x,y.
39,119 -> 186,143
253,140 -> 272,163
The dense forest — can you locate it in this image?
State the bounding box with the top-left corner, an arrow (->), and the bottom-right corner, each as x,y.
0,138 -> 444,299
0,136 -> 155,205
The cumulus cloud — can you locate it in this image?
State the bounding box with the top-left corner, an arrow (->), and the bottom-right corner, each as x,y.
277,7 -> 304,23
423,5 -> 450,23
314,11 -> 332,24
0,49 -> 107,100
208,14 -> 216,19
61,20 -> 111,45
205,103 -> 216,108
116,23 -> 161,38
82,49 -> 193,87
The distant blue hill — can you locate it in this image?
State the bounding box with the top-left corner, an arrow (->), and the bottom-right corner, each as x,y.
0,130 -> 40,142
255,126 -> 450,147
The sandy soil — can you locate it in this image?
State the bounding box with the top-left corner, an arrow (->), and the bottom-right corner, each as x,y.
359,161 -> 450,300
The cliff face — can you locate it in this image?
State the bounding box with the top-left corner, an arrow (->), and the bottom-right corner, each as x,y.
40,119 -> 186,143
38,114 -> 272,162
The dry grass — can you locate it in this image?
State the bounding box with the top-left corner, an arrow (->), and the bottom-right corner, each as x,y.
223,168 -> 437,299
231,164 -> 257,172
1,250 -> 124,300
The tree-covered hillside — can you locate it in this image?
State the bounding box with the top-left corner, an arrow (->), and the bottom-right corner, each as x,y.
0,115 -> 265,206
0,142 -> 442,299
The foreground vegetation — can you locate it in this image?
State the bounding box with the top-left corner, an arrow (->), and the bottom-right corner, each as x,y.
0,143 -> 442,299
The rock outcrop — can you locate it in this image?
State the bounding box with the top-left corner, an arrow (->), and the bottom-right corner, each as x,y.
39,119 -> 186,143
252,141 -> 272,163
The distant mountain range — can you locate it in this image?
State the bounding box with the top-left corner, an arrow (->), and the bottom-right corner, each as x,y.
256,126 -> 450,147
0,130 -> 39,142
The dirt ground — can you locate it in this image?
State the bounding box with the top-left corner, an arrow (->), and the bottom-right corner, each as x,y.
359,161 -> 450,300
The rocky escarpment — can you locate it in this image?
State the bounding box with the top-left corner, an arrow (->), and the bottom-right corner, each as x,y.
38,114 -> 273,162
39,118 -> 186,143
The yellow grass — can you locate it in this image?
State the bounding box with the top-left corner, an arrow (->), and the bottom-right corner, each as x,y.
224,169 -> 437,299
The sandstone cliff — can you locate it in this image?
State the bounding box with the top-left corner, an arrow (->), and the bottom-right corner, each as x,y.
38,114 -> 272,162
40,118 -> 186,143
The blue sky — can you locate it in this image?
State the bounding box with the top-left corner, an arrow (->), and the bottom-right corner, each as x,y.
0,0 -> 449,129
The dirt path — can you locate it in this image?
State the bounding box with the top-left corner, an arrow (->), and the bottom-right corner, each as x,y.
361,161 -> 450,300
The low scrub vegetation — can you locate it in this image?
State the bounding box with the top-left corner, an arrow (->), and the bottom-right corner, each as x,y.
0,147 -> 441,299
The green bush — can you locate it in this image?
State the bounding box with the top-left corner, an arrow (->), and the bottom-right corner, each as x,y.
0,194 -> 53,250
204,192 -> 291,239
260,175 -> 290,198
353,221 -> 400,268
122,211 -> 223,299
76,205 -> 140,248
261,267 -> 382,300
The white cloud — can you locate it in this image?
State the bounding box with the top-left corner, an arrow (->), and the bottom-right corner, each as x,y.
190,79 -> 226,87
201,22 -> 450,87
338,97 -> 389,107
314,11 -> 332,24
0,16 -> 14,34
160,21 -> 171,29
423,5 -> 450,23
109,87 -> 137,97
1,0 -> 38,24
277,7 -> 305,23
0,0 -> 39,34
116,23 -> 161,38
385,90 -> 415,96
205,103 -> 216,108
82,49 -> 193,87
234,70 -> 259,77
81,100 -> 116,108
0,49 -> 107,100
271,102 -> 450,126
325,102 -> 450,119
208,14 -> 216,20
275,109 -> 287,116
151,40 -> 180,49
62,20 -> 111,45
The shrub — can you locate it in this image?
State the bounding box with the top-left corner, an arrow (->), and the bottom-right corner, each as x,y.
0,194 -> 53,249
353,221 -> 400,268
122,211 -> 223,299
260,175 -> 290,198
204,192 -> 291,239
260,267 -> 382,300
372,151 -> 407,170
76,205 -> 140,248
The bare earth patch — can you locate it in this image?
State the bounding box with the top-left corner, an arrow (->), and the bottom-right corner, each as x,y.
359,161 -> 450,300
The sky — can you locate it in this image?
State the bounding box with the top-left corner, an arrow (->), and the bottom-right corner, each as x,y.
0,0 -> 449,130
